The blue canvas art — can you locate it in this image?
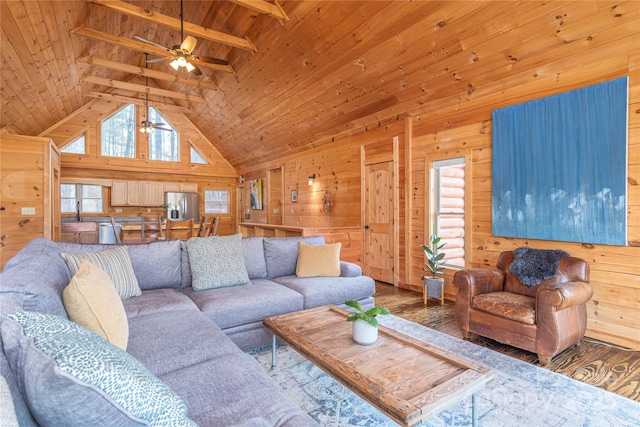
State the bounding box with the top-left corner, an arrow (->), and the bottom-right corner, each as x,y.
491,77 -> 628,246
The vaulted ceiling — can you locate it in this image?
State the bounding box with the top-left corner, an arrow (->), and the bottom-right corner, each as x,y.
2,1 -> 637,171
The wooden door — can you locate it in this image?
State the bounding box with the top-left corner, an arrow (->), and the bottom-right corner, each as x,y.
267,167 -> 283,225
363,160 -> 394,284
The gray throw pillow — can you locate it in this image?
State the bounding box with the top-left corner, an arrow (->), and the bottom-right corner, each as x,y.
263,236 -> 325,279
187,234 -> 251,290
1,312 -> 196,427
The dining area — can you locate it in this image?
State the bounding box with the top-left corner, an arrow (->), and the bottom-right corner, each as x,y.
114,215 -> 219,244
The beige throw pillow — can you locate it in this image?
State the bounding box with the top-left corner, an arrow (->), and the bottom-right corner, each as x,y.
296,241 -> 342,277
63,261 -> 129,350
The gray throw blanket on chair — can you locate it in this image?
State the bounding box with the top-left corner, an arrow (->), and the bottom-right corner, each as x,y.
509,247 -> 570,287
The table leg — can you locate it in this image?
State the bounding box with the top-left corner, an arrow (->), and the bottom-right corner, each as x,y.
472,393 -> 478,426
271,334 -> 277,368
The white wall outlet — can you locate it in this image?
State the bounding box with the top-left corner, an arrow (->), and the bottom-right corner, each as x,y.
147,208 -> 151,212
115,208 -> 123,213
273,208 -> 279,214
21,207 -> 36,215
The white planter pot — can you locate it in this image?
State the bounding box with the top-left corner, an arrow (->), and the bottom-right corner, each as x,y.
352,319 -> 378,345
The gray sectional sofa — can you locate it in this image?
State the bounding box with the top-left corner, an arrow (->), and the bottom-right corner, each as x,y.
0,235 -> 376,426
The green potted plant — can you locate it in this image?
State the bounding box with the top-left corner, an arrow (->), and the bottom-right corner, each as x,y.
345,300 -> 390,345
421,234 -> 447,304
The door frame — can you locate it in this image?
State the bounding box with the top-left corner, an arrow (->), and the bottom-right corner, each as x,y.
361,137 -> 400,286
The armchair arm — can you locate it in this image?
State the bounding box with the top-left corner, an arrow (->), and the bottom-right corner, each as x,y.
536,281 -> 593,311
340,261 -> 362,277
453,269 -> 505,297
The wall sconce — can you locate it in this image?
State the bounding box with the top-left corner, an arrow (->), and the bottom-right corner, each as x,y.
308,174 -> 316,186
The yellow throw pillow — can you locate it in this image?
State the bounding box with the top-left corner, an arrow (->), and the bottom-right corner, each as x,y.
62,261 -> 129,350
296,242 -> 342,278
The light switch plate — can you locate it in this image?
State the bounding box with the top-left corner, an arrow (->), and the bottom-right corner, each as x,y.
21,207 -> 36,215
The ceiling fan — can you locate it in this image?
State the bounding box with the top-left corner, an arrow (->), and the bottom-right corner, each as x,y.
134,0 -> 228,76
140,54 -> 172,134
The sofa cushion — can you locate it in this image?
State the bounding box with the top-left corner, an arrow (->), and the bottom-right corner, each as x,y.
62,261 -> 129,350
1,311 -> 196,427
126,309 -> 239,377
264,236 -> 325,279
123,288 -> 199,319
187,234 -> 251,290
272,275 -> 376,309
127,240 -> 183,290
182,279 -> 304,330
296,242 -> 341,277
158,353 -> 318,427
242,236 -> 268,279
472,292 -> 536,324
60,246 -> 141,300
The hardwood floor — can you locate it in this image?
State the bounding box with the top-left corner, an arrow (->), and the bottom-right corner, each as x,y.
373,282 -> 640,402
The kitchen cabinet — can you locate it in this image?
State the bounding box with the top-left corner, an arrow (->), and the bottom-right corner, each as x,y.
0,134 -> 60,269
163,182 -> 198,193
111,180 -> 164,206
60,222 -> 98,244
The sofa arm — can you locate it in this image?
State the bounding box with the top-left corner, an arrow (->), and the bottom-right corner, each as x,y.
340,261 -> 362,277
453,269 -> 505,296
537,281 -> 593,311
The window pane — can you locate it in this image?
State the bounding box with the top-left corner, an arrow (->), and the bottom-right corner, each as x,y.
61,135 -> 85,154
190,146 -> 207,164
61,184 -> 76,198
82,185 -> 102,198
204,190 -> 229,214
148,107 -> 178,162
433,158 -> 465,269
82,199 -> 103,213
61,199 -> 76,213
101,104 -> 136,158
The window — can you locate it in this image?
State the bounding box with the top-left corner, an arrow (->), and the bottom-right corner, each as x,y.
190,146 -> 207,164
61,134 -> 85,154
61,184 -> 104,214
204,190 -> 229,214
148,107 -> 179,162
101,104 -> 136,158
431,157 -> 466,269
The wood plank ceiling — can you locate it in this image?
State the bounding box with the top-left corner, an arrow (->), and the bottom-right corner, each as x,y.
1,1 -> 636,171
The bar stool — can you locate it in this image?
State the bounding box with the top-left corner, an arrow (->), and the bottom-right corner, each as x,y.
198,216 -> 218,237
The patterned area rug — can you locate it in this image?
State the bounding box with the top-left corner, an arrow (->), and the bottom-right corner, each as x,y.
253,315 -> 640,426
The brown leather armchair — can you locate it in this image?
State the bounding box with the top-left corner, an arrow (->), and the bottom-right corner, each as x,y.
453,251 -> 592,365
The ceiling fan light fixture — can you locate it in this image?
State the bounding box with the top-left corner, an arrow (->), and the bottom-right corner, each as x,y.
185,61 -> 196,72
181,35 -> 197,54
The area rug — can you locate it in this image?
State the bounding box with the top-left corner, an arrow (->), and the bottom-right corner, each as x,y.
253,315 -> 640,426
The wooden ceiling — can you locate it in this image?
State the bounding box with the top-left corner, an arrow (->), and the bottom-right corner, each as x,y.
1,1 -> 637,171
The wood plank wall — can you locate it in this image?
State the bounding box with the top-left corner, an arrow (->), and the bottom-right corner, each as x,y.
241,4 -> 640,349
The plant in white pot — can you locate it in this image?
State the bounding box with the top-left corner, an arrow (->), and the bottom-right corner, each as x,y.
421,234 -> 447,304
345,300 -> 390,345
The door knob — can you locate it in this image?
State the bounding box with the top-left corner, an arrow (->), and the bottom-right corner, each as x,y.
364,225 -> 370,229
0,206 -> 5,211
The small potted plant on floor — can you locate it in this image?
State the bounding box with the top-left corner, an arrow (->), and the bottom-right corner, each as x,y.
421,234 -> 447,304
345,300 -> 390,345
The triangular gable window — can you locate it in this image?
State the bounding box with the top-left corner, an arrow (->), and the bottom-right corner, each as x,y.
190,146 -> 208,164
61,134 -> 85,154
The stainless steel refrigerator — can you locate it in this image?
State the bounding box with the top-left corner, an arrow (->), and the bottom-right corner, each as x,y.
164,192 -> 199,223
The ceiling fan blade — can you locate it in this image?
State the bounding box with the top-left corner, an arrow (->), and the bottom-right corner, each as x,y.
152,124 -> 173,131
133,35 -> 170,51
146,57 -> 172,63
180,36 -> 197,54
194,55 -> 229,66
191,63 -> 203,76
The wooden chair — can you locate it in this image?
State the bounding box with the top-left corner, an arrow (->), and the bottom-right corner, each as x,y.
109,216 -> 122,244
166,219 -> 194,240
198,216 -> 218,237
141,215 -> 163,241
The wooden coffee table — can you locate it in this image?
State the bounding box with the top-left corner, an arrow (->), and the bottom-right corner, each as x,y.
263,305 -> 493,427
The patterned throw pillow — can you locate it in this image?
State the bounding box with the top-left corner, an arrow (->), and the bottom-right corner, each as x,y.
296,242 -> 342,277
1,311 -> 196,427
187,234 -> 251,290
61,246 -> 141,300
63,261 -> 129,350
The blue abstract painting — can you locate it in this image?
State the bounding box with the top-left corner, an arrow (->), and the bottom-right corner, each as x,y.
491,77 -> 628,246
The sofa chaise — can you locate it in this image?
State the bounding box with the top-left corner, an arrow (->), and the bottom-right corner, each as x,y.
0,234 -> 376,426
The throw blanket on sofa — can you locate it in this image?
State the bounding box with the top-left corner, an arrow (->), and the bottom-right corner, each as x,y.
509,247 -> 570,287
